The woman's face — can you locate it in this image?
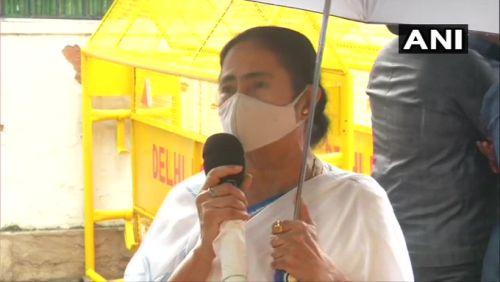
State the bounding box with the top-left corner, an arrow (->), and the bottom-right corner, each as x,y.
219,41 -> 296,106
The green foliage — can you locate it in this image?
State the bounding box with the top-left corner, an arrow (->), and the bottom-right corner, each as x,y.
1,0 -> 114,19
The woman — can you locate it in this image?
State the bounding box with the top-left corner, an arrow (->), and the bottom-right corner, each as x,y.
125,26 -> 413,281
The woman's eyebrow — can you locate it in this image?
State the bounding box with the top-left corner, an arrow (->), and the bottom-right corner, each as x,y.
219,72 -> 273,84
219,74 -> 236,85
243,72 -> 273,80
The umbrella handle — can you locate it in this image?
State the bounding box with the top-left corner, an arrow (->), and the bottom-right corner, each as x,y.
293,0 -> 332,219
275,1 -> 332,282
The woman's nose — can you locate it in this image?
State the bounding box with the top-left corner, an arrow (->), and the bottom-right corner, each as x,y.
236,80 -> 252,95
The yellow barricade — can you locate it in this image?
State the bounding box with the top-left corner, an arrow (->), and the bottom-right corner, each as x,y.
82,0 -> 394,280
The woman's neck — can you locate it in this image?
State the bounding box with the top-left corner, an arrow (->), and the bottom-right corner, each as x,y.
242,137 -> 311,207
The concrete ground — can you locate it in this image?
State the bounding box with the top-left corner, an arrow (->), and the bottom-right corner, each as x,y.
0,226 -> 132,281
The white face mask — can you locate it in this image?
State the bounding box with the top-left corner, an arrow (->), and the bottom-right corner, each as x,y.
218,90 -> 306,152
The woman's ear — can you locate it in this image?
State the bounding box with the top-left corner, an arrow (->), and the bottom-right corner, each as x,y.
295,84 -> 322,121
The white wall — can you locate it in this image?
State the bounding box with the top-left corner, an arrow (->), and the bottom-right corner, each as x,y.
0,19 -> 133,229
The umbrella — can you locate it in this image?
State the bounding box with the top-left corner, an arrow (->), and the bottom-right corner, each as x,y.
251,0 -> 499,33
246,0 -> 499,222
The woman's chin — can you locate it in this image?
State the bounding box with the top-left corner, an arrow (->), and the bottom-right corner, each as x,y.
245,138 -> 304,168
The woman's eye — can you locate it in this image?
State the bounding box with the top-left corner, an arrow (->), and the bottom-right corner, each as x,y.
255,81 -> 268,89
220,86 -> 236,94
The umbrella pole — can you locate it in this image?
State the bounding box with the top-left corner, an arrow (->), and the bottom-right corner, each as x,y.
294,0 -> 332,220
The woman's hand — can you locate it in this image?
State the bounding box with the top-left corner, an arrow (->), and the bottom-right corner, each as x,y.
195,165 -> 251,257
171,166 -> 250,282
270,201 -> 348,282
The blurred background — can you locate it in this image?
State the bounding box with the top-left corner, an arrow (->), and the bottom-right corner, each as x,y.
0,1 -> 133,281
2,1 -> 495,281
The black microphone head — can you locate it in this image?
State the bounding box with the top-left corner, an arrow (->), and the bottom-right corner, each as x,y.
203,133 -> 245,187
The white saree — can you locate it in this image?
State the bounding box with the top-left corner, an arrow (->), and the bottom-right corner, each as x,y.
124,163 -> 414,281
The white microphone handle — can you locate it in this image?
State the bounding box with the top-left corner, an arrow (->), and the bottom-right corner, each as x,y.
215,220 -> 247,282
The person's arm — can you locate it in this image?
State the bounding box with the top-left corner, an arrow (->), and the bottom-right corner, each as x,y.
169,242 -> 215,281
124,175 -> 202,281
169,165 -> 251,281
123,249 -> 153,281
453,50 -> 496,132
478,81 -> 500,171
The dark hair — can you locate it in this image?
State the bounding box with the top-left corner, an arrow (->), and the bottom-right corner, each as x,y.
220,26 -> 329,147
386,24 -> 399,36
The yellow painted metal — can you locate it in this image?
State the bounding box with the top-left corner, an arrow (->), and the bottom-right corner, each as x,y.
124,220 -> 138,251
82,53 -> 96,273
343,71 -> 356,171
86,269 -> 106,282
91,109 -> 131,122
84,46 -> 134,97
94,209 -> 133,222
82,0 -> 395,280
134,206 -> 155,220
312,69 -> 351,169
132,120 -> 204,217
116,119 -> 128,153
317,152 -> 343,167
85,0 -> 393,81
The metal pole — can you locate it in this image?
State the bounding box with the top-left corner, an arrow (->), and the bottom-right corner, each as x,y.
294,0 -> 332,220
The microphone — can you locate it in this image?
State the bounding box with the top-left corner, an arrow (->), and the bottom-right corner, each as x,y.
203,133 -> 245,187
203,133 -> 247,282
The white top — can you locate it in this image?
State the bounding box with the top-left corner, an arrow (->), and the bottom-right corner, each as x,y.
124,165 -> 414,281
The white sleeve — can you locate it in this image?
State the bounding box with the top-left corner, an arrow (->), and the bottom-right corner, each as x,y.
123,250 -> 152,282
124,174 -> 203,281
355,177 -> 414,282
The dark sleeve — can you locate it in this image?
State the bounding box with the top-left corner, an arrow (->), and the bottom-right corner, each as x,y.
480,82 -> 500,165
453,50 -> 496,133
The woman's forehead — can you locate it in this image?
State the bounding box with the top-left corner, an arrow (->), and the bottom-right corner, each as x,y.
220,41 -> 284,79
